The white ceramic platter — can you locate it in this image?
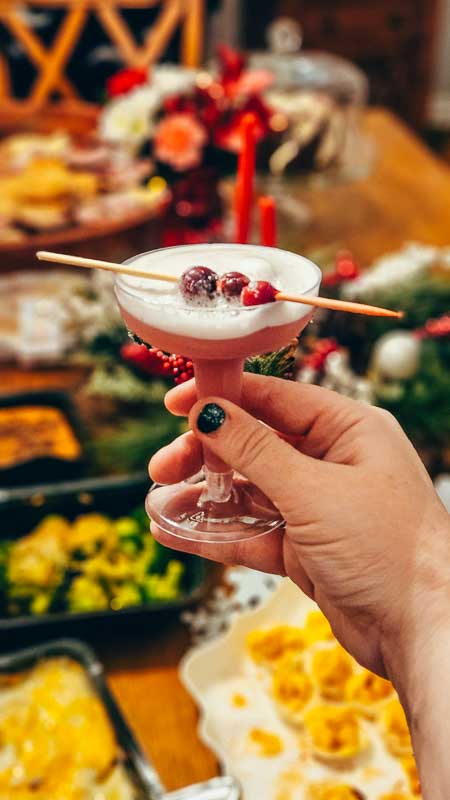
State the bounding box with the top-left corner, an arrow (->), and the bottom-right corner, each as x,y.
180,578 -> 416,800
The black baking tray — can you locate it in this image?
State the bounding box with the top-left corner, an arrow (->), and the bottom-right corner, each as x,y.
0,637 -> 165,799
0,474 -> 211,643
0,390 -> 86,487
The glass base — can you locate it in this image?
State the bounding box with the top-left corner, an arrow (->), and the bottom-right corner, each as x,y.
146,472 -> 285,544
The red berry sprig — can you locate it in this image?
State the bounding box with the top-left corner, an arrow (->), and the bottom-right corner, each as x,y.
120,343 -> 194,384
323,250 -> 360,287
414,313 -> 450,340
302,338 -> 339,371
164,353 -> 195,385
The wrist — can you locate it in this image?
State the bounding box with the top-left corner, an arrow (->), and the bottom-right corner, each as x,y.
385,614 -> 450,800
382,593 -> 450,712
380,512 -> 450,799
381,507 -> 450,697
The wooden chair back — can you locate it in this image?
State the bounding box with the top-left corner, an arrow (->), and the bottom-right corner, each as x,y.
0,0 -> 204,128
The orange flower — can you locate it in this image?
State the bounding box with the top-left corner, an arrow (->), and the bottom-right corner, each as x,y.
154,113 -> 207,171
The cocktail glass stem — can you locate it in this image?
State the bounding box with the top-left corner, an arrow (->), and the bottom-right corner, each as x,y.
193,357 -> 244,503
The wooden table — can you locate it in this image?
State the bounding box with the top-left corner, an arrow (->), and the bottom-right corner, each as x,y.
1,109 -> 450,791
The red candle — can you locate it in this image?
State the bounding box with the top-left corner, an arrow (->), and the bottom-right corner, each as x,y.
235,113 -> 256,244
258,195 -> 277,247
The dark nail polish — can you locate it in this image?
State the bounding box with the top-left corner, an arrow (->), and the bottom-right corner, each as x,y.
197,403 -> 225,434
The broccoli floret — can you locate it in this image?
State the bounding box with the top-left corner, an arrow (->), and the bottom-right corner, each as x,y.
110,582 -> 142,610
142,560 -> 184,601
114,517 -> 141,538
30,592 -> 52,615
67,576 -> 108,612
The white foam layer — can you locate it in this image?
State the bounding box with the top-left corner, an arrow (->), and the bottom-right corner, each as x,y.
115,244 -> 321,340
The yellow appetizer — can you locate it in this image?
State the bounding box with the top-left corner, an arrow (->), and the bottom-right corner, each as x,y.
272,655 -> 314,724
231,692 -> 247,708
248,727 -> 284,757
302,610 -> 333,645
312,645 -> 354,701
304,705 -> 366,764
247,625 -> 305,667
380,700 -> 413,757
0,657 -> 137,799
401,755 -> 421,796
346,670 -> 393,716
378,794 -> 414,800
307,784 -> 364,800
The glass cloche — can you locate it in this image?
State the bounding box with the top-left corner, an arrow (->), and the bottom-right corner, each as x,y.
249,18 -> 372,182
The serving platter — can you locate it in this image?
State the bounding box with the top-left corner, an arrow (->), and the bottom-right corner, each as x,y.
0,201 -> 167,255
0,637 -> 165,799
0,474 -> 211,643
0,637 -> 241,799
180,578 -> 418,800
0,390 -> 86,487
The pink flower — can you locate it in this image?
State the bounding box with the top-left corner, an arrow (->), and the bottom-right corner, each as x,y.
154,113 -> 207,171
234,69 -> 274,97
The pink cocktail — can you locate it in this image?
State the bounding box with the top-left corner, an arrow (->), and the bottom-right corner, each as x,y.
115,244 -> 321,543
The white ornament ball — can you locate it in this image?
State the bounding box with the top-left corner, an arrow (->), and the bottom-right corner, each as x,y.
372,331 -> 420,380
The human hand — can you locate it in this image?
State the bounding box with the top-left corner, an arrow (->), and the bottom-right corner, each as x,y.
149,375 -> 449,682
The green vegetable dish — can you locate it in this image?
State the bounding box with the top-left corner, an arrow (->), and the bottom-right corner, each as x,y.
0,509 -> 185,617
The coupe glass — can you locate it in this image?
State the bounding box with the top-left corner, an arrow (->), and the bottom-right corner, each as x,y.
115,244 -> 321,544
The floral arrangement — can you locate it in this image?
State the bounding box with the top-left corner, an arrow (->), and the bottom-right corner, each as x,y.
100,48 -> 276,162
98,48 -> 281,228
98,45 -> 362,232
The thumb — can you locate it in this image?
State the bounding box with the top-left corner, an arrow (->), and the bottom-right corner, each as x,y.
189,397 -> 325,518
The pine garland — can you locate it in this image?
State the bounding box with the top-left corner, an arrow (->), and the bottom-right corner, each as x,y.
244,341 -> 297,379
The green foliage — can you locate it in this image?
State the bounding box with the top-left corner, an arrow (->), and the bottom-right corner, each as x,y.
86,410 -> 184,475
375,338 -> 450,448
311,260 -> 450,457
244,341 -> 297,378
85,362 -> 167,405
349,275 -> 450,337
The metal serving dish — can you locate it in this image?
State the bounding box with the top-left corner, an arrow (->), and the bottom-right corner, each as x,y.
0,637 -> 164,799
0,390 -> 86,487
0,637 -> 240,800
0,474 -> 210,643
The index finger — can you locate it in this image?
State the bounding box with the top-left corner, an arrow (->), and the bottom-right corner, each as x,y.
165,374 -> 369,458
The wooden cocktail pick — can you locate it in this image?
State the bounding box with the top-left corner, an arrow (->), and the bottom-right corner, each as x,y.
36,250 -> 178,283
36,251 -> 404,319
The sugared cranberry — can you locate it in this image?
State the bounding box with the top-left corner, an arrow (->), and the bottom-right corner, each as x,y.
180,266 -> 218,299
241,280 -> 279,306
217,271 -> 250,298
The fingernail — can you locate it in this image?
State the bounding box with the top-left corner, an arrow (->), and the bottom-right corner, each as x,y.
197,403 -> 225,434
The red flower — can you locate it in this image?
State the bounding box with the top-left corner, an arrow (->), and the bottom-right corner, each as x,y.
163,87 -> 221,132
217,45 -> 273,99
107,67 -> 148,98
154,113 -> 207,171
233,69 -> 274,98
218,44 -> 246,82
302,339 -> 340,371
214,97 -> 273,152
